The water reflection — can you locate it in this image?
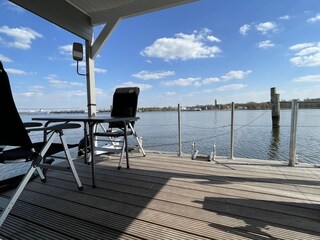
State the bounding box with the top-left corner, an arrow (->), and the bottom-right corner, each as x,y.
268,127 -> 280,160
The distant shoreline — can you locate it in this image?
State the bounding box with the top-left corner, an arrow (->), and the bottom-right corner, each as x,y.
18,99 -> 320,115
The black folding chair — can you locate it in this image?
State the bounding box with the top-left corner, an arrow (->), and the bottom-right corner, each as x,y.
0,61 -> 83,228
94,87 -> 145,169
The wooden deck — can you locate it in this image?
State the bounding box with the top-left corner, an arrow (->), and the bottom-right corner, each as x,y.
1,152 -> 320,239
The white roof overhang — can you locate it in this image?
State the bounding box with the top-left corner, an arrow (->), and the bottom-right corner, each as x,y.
10,0 -> 197,42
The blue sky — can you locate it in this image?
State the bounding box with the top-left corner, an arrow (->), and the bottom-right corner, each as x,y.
1,0 -> 320,110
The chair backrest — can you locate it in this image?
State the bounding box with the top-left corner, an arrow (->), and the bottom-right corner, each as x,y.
109,87 -> 140,128
0,61 -> 33,149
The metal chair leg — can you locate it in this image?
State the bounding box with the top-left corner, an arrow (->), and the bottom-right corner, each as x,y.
0,165 -> 37,227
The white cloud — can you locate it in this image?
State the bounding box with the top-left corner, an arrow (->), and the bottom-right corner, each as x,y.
160,77 -> 201,86
279,15 -> 290,20
215,84 -> 247,91
40,90 -> 87,97
21,92 -> 43,97
59,44 -> 73,55
160,70 -> 251,87
257,40 -> 275,49
289,41 -> 320,67
0,54 -> 12,62
207,35 -> 221,43
165,92 -> 176,95
94,67 -> 107,73
224,90 -> 270,103
70,62 -> 107,73
30,85 -> 45,91
46,74 -> 58,79
255,22 -> 277,34
241,22 -> 278,36
193,81 -> 202,87
95,87 -> 108,97
15,89 -> 89,109
202,77 -> 220,84
293,74 -> 320,82
71,61 -> 85,67
289,43 -> 314,51
221,70 -> 252,81
45,75 -> 84,88
6,68 -> 27,75
19,85 -> 45,98
115,81 -> 152,91
239,24 -> 251,35
307,13 -> 320,23
132,70 -> 175,80
289,85 -> 320,100
141,28 -> 221,61
0,25 -> 42,50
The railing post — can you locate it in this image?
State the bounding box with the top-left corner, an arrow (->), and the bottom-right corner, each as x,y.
289,99 -> 299,166
230,102 -> 234,160
178,104 -> 182,156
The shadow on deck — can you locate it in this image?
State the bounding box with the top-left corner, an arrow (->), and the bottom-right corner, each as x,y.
0,153 -> 319,239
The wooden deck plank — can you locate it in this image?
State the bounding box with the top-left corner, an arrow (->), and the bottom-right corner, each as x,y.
0,153 -> 319,239
41,159 -> 318,238
139,153 -> 320,180
0,215 -> 76,240
50,168 -> 320,222
38,171 -> 320,240
131,155 -> 320,185
21,182 -> 250,240
64,159 -> 320,214
124,166 -> 320,202
125,156 -> 320,196
6,191 -> 209,240
91,159 -> 320,206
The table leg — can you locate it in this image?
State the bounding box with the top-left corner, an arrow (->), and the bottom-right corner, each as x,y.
124,122 -> 129,169
83,123 -> 89,164
89,123 -> 96,188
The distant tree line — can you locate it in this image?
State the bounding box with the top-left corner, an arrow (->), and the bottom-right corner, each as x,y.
24,98 -> 319,114
138,98 -> 320,112
50,110 -> 85,114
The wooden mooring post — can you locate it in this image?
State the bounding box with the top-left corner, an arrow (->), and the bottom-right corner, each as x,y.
271,87 -> 280,128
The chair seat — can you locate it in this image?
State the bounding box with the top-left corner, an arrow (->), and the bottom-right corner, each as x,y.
0,147 -> 34,162
94,129 -> 133,137
0,142 -> 78,163
32,142 -> 78,157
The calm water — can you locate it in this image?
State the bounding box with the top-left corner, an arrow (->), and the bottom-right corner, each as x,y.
1,109 -> 319,181
134,109 -> 320,164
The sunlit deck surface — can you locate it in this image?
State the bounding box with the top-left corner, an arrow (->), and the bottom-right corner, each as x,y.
1,152 -> 320,239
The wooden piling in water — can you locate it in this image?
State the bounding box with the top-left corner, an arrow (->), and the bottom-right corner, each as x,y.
271,87 -> 280,128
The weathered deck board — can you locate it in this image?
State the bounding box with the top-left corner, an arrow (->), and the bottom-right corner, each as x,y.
1,152 -> 319,239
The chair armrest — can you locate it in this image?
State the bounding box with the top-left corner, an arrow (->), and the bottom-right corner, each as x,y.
23,122 -> 43,128
27,123 -> 81,132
